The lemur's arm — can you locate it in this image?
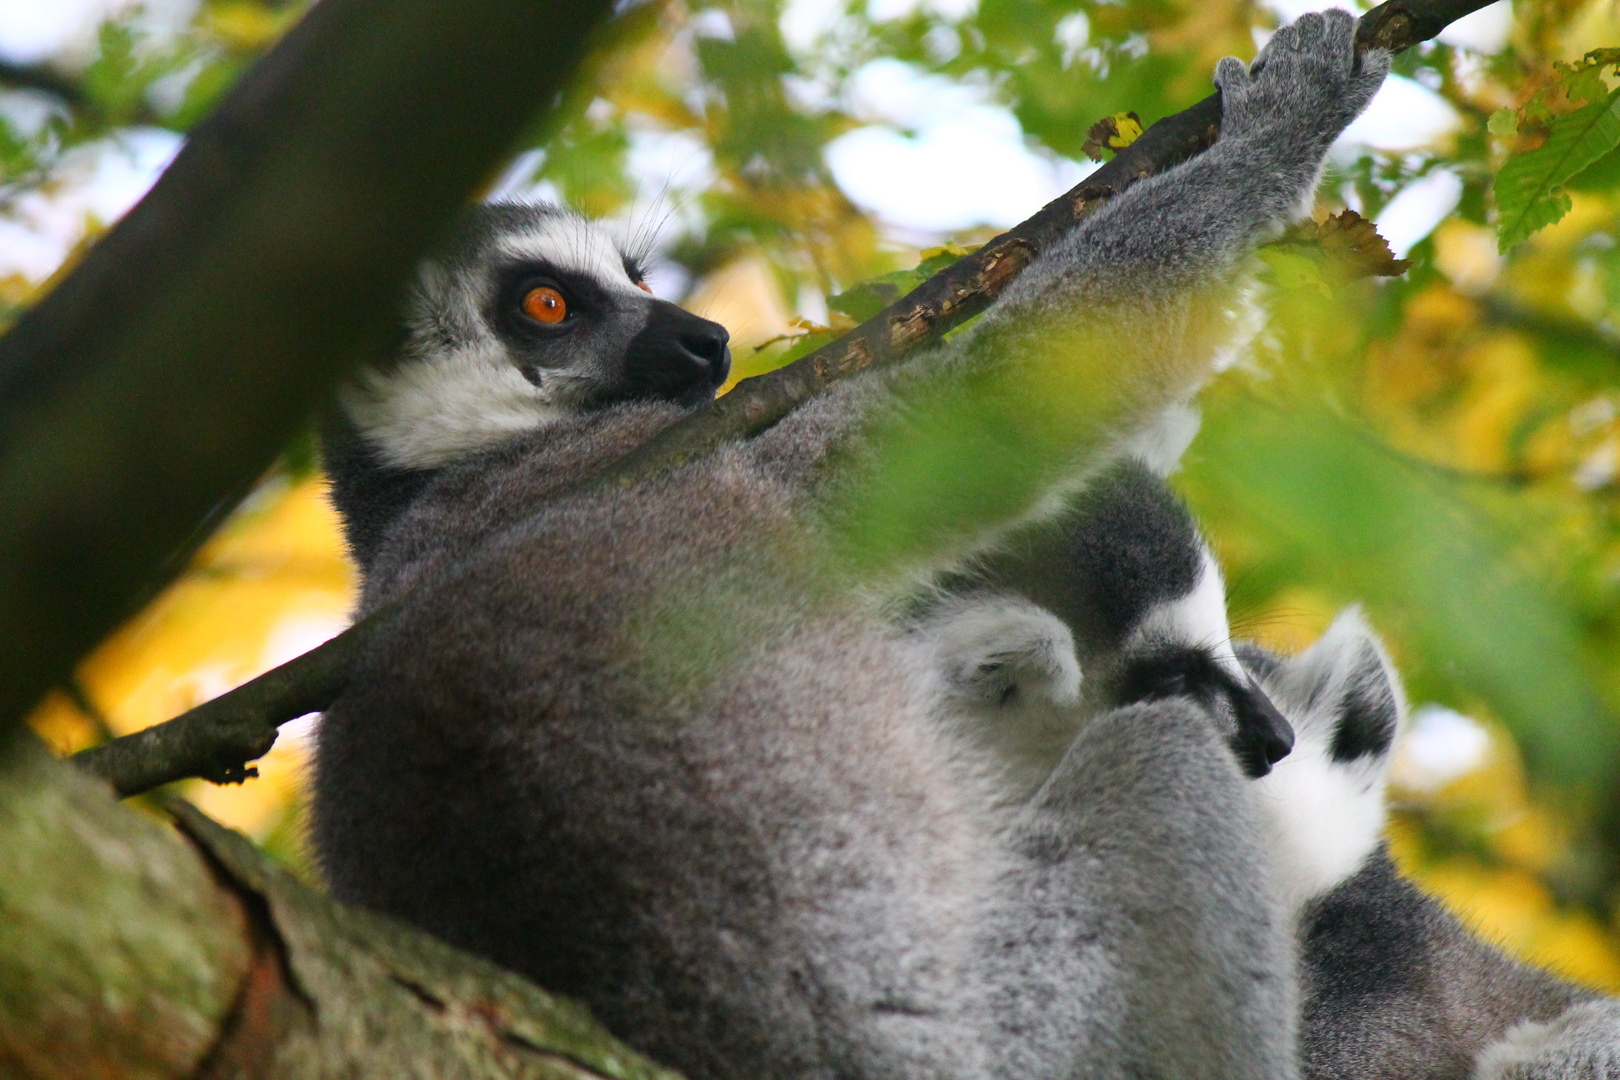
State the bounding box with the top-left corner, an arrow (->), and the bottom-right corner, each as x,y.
748,11 -> 1387,566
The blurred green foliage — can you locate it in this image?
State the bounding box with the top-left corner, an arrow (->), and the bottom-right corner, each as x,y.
13,0 -> 1620,983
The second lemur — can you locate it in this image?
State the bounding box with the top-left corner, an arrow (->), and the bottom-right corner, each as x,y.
927,465 -> 1620,1080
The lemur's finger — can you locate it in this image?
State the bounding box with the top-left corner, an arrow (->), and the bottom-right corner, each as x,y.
1292,11 -> 1328,50
1319,9 -> 1357,70
1214,56 -> 1251,92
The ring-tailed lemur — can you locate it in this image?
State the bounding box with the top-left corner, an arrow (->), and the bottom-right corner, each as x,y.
926,476 -> 1620,1079
313,14 -> 1385,1080
1246,618 -> 1620,1080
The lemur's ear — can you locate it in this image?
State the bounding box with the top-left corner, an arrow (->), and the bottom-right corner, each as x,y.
1269,607 -> 1405,764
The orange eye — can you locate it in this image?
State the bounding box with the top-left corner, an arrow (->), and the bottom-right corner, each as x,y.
522,286 -> 568,324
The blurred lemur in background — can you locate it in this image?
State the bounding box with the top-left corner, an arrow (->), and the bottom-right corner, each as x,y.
314,14 -> 1387,1080
925,456 -> 1620,1079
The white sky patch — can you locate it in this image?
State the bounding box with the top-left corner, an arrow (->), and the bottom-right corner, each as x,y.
625,126 -> 717,197
691,7 -> 736,41
0,0 -> 196,67
1390,703 -> 1491,793
865,0 -> 977,26
1437,0 -> 1512,53
260,612 -> 349,746
1339,74 -> 1462,151
843,58 -> 982,129
827,59 -> 1090,233
828,111 -> 1089,232
1262,0 -> 1511,54
1374,167 -> 1463,258
485,149 -> 549,203
781,0 -> 847,53
0,127 -> 181,280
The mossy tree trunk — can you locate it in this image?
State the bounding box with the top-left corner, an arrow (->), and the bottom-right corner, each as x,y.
0,728 -> 682,1080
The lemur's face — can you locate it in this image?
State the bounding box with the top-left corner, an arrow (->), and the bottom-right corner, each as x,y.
342,203 -> 731,471
1110,545 -> 1296,779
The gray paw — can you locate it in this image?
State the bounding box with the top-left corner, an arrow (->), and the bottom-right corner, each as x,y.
1476,1001 -> 1620,1080
923,596 -> 1081,709
1214,9 -> 1388,150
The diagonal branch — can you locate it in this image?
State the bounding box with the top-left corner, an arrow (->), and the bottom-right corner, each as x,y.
72,0 -> 1499,799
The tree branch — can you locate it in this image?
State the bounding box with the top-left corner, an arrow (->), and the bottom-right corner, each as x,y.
71,0 -> 1499,799
0,59 -> 89,108
73,621 -> 374,797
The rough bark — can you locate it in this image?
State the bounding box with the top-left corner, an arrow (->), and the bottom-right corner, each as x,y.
0,728 -> 681,1080
73,0 -> 1500,800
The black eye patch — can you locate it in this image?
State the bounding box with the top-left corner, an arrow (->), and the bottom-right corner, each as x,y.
488,261 -> 622,344
1117,644 -> 1294,778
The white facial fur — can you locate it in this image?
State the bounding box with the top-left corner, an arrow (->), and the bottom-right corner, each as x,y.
341,340 -> 570,471
1131,546 -> 1242,677
341,208 -> 648,472
1250,607 -> 1405,920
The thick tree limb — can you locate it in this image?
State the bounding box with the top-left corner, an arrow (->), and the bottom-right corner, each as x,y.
71,0 -> 1499,799
0,0 -> 614,732
1,729 -> 681,1079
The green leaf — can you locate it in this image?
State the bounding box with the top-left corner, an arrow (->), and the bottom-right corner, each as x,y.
1487,107 -> 1519,138
828,278 -> 905,322
1495,87 -> 1620,251
1257,247 -> 1332,297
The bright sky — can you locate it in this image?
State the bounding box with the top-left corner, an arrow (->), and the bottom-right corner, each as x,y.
0,0 -> 1508,281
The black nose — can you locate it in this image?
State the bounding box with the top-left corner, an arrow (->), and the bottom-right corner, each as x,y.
680,319 -> 732,386
621,301 -> 731,407
1231,679 -> 1295,779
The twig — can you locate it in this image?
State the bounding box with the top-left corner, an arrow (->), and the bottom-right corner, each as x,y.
1479,294 -> 1620,359
74,0 -> 1499,798
75,621 -> 371,796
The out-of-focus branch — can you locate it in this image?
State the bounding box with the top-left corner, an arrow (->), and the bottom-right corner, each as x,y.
73,0 -> 1498,799
0,59 -> 88,108
0,0 -> 615,732
1479,294 -> 1620,359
